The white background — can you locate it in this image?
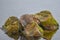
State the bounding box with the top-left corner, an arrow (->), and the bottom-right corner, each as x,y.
0,0 -> 60,40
